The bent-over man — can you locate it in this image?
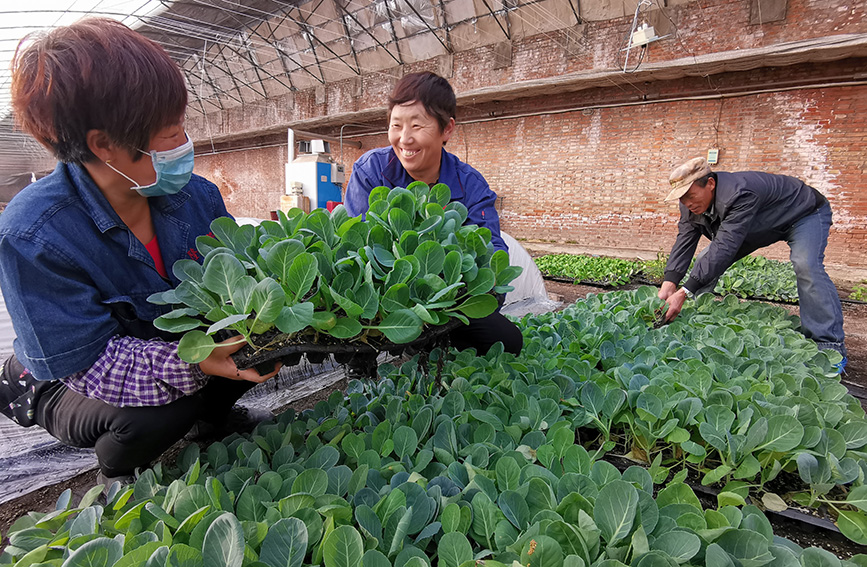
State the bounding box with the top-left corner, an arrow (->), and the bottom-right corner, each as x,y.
658,157 -> 846,369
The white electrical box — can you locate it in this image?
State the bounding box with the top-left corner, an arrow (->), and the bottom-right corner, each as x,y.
631,24 -> 657,47
332,163 -> 345,184
707,148 -> 719,165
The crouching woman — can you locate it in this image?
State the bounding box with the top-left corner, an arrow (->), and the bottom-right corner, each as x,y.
0,18 -> 278,485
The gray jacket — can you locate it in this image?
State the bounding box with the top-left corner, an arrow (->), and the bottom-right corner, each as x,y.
664,170 -> 827,292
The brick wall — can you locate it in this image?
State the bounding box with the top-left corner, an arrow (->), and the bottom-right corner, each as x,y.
194,144 -> 287,218
333,80 -> 867,273
190,0 -> 867,274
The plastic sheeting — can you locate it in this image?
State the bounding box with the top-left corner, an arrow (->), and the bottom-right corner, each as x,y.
501,231 -> 561,317
0,288 -> 100,503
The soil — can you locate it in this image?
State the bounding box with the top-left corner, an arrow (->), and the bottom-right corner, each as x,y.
3,280 -> 867,556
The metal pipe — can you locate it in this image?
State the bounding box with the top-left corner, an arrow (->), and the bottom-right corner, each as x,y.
340,123 -> 370,169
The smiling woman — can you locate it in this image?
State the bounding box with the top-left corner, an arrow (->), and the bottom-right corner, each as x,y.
343,72 -> 523,359
0,17 -> 277,487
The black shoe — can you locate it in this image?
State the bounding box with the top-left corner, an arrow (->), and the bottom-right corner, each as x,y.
186,405 -> 273,441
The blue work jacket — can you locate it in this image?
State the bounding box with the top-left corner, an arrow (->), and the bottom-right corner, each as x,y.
0,162 -> 228,381
344,147 -> 507,253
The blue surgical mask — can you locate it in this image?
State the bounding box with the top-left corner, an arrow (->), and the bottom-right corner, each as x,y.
105,134 -> 195,197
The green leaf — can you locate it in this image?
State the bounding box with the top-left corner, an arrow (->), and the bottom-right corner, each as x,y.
847,486 -> 867,512
202,513 -> 245,567
837,510 -> 867,545
839,422 -> 867,450
430,183 -> 451,206
275,302 -> 315,334
440,503 -> 461,534
382,284 -> 411,313
305,209 -> 337,247
287,253 -> 319,302
388,208 -> 413,237
471,492 -> 502,549
259,517 -> 308,567
60,536 -> 123,567
177,330 -> 218,364
714,529 -> 774,567
465,268 -> 495,296
175,281 -> 219,313
250,278 -> 285,324
375,309 -> 423,343
173,259 -> 205,283
705,543 -> 736,567
329,317 -> 363,339
800,548 -> 842,567
415,241 -> 445,276
202,253 -> 246,299
490,249 -> 510,275
758,415 -> 804,452
266,239 -> 306,282
443,251 -> 462,285
521,535 -> 564,567
437,532 -> 472,567
323,525 -> 364,567
393,426 -> 419,459
293,468 -> 329,497
115,542 -> 165,567
167,543 -> 204,567
656,482 -> 702,511
451,294 -> 497,319
594,480 -> 639,545
154,309 -> 203,333
651,531 -> 701,563
496,457 -> 521,492
363,549 -> 392,567
499,490 -> 530,530
355,505 -> 383,542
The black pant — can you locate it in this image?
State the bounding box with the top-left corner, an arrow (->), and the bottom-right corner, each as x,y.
2,355 -> 252,477
449,310 -> 523,356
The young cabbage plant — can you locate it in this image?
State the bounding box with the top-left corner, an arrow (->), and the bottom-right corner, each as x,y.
149,182 -> 522,363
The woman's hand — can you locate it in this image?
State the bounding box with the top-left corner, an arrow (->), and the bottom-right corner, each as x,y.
198,336 -> 281,383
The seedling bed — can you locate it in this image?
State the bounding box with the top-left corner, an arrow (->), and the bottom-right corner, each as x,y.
601,453 -> 858,557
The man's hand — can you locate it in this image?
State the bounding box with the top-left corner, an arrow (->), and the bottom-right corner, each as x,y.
199,336 -> 281,383
658,281 -> 678,301
662,288 -> 688,323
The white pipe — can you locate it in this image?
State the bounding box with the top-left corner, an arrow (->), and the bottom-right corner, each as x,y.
285,128 -> 295,196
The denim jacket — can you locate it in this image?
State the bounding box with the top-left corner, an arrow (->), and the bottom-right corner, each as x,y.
0,162 -> 228,381
344,147 -> 507,253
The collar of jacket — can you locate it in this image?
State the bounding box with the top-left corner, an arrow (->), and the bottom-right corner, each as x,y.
67,162 -> 191,235
380,147 -> 467,201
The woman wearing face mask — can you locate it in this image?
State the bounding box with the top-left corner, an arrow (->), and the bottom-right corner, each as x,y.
0,18 -> 279,485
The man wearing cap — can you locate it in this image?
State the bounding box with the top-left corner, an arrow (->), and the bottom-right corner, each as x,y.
658,157 -> 846,366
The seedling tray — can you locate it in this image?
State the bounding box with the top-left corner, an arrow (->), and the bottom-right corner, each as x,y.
231,319 -> 463,374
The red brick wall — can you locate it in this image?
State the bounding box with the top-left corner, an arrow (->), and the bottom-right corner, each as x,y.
337,81 -> 867,272
189,0 -> 867,273
194,144 -> 287,218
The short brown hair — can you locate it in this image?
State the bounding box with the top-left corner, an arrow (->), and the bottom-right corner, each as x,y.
11,18 -> 187,164
388,72 -> 456,132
